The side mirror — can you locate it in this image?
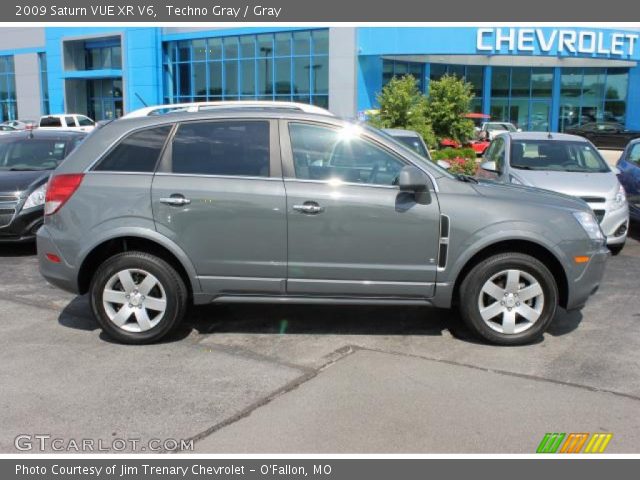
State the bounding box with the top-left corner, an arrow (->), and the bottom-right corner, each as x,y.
398,166 -> 431,204
480,161 -> 498,173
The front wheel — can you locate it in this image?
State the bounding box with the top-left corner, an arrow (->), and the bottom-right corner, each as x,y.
458,253 -> 558,345
89,251 -> 188,344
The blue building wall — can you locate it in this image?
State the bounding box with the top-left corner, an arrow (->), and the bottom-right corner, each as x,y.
357,26 -> 640,131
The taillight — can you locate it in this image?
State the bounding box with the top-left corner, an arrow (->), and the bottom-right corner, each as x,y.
44,174 -> 84,216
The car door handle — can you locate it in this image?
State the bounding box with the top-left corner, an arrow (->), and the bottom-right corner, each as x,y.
293,202 -> 324,214
160,196 -> 191,206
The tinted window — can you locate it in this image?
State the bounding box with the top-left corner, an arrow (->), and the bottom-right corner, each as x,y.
0,139 -> 73,171
627,143 -> 640,165
95,126 -> 172,172
486,137 -> 506,171
510,140 -> 609,173
172,121 -> 269,176
393,135 -> 429,158
289,123 -> 405,186
40,117 -> 62,127
64,116 -> 76,127
77,116 -> 94,126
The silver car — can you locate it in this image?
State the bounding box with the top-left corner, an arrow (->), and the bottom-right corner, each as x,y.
480,132 -> 629,255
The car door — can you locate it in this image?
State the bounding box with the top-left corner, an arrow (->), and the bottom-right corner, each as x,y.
618,142 -> 640,217
281,120 -> 440,298
64,116 -> 78,132
151,119 -> 287,296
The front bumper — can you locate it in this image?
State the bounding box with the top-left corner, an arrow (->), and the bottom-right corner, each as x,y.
565,245 -> 610,311
0,207 -> 43,243
598,203 -> 629,246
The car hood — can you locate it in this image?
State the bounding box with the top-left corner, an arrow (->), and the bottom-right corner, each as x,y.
472,178 -> 590,212
0,170 -> 50,194
511,170 -> 619,199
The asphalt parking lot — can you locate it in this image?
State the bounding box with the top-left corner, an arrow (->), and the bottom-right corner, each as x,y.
1,225 -> 640,453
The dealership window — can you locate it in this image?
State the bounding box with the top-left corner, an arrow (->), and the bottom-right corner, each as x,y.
85,41 -> 122,70
87,78 -> 123,121
429,63 -> 484,112
39,53 -> 49,115
490,67 -> 554,132
383,60 -> 424,91
559,67 -> 629,131
163,29 -> 329,108
0,56 -> 17,122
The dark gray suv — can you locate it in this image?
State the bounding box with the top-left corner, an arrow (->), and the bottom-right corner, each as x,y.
37,110 -> 609,345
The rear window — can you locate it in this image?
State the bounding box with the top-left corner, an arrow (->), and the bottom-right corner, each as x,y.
40,117 -> 62,128
171,121 -> 270,177
94,126 -> 172,173
0,139 -> 72,171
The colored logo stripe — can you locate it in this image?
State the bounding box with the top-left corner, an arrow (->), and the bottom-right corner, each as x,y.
560,433 -> 589,453
584,433 -> 613,453
537,433 -> 566,453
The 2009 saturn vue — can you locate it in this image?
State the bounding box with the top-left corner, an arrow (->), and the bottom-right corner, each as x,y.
37,107 -> 609,345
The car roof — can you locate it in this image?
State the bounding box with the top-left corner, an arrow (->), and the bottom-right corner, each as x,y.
0,130 -> 87,141
382,128 -> 420,137
506,131 -> 587,142
123,101 -> 334,118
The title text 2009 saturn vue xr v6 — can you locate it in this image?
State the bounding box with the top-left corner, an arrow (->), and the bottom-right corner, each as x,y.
37,108 -> 609,345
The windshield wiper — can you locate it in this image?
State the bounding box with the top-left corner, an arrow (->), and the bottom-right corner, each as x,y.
455,173 -> 478,183
512,165 -> 537,170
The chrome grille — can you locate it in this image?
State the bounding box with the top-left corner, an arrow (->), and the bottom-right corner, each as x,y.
0,194 -> 19,228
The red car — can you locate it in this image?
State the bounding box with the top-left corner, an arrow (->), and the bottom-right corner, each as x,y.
440,113 -> 491,156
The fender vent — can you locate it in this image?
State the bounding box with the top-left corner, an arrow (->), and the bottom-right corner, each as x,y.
438,215 -> 450,270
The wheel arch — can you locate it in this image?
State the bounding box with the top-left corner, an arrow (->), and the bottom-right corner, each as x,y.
452,239 -> 569,309
77,235 -> 199,298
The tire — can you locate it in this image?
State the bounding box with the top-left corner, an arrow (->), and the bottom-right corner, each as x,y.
608,243 -> 625,256
458,253 -> 558,346
89,251 -> 188,344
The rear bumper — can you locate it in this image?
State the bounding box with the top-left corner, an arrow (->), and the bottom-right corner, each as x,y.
566,246 -> 610,311
36,225 -> 80,294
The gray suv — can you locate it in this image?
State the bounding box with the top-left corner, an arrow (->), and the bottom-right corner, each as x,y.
37,110 -> 609,345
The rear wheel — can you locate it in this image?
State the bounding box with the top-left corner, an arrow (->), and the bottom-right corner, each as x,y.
89,251 -> 188,344
459,253 -> 558,345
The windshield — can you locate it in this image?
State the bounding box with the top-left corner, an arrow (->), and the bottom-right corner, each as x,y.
510,140 -> 610,173
0,138 -> 72,171
487,123 -> 516,132
391,135 -> 430,159
370,126 -> 452,178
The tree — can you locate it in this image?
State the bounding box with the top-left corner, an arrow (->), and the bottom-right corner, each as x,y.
368,75 -> 436,148
426,74 -> 475,145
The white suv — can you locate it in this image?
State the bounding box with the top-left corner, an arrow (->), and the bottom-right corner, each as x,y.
39,114 -> 96,133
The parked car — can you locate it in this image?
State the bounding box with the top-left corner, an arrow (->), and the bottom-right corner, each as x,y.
478,132 -> 629,255
39,114 -> 96,133
0,130 -> 86,242
480,122 -> 520,140
382,128 -> 432,160
0,125 -> 18,135
564,122 -> 640,150
1,120 -> 37,130
616,138 -> 640,222
37,110 -> 609,346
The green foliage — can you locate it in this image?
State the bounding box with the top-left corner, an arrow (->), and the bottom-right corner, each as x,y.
426,74 -> 476,144
445,157 -> 478,176
431,147 -> 476,161
368,75 -> 437,148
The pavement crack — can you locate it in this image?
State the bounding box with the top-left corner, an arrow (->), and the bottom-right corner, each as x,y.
359,346 -> 640,402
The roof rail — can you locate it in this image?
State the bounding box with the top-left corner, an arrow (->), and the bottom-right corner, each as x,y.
122,100 -> 334,119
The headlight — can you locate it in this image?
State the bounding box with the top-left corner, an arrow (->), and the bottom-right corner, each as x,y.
573,211 -> 604,242
22,184 -> 46,210
610,184 -> 627,211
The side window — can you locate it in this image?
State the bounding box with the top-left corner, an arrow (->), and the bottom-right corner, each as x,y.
94,125 -> 172,172
64,116 -> 77,127
487,137 -> 505,171
77,116 -> 94,126
288,123 -> 405,186
629,144 -> 640,165
171,121 -> 270,177
40,117 -> 62,127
